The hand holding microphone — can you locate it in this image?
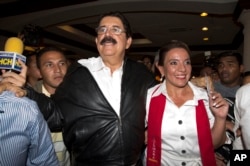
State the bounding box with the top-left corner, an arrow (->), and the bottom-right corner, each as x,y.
0,37 -> 27,86
0,37 -> 26,73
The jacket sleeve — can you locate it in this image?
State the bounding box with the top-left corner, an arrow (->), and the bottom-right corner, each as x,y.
25,84 -> 63,132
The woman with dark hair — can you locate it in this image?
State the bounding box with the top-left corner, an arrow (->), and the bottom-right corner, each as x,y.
144,40 -> 229,166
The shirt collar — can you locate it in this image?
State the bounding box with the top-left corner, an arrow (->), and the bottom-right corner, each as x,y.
152,81 -> 208,104
78,56 -> 103,72
42,84 -> 51,97
78,56 -> 124,73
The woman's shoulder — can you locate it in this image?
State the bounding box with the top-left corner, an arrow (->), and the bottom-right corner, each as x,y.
148,83 -> 162,96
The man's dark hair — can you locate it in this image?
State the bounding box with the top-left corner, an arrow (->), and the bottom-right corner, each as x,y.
20,24 -> 43,46
36,46 -> 65,69
141,55 -> 153,64
216,51 -> 243,66
97,11 -> 132,38
23,50 -> 36,67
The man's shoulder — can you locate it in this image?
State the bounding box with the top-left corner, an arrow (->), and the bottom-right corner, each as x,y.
237,83 -> 250,93
125,58 -> 153,73
0,91 -> 40,117
67,60 -> 90,74
33,80 -> 43,93
1,91 -> 38,107
214,81 -> 223,89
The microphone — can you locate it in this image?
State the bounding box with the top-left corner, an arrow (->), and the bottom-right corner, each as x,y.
0,37 -> 26,73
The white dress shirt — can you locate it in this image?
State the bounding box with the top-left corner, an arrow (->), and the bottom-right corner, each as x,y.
78,57 -> 123,116
144,81 -> 215,166
234,83 -> 250,149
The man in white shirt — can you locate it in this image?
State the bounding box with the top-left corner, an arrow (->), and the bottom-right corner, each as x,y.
234,83 -> 250,149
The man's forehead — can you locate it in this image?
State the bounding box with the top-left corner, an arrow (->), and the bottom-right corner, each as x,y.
100,16 -> 122,25
219,56 -> 238,62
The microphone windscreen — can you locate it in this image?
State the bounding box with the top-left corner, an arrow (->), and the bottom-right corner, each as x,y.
4,37 -> 24,54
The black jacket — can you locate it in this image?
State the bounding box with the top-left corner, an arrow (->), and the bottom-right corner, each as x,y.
26,58 -> 156,166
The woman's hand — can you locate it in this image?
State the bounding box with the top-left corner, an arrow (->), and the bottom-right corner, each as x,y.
209,91 -> 229,119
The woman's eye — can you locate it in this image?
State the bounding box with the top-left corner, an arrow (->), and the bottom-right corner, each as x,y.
170,61 -> 177,65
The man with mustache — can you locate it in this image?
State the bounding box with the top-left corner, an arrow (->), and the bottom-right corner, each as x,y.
213,51 -> 244,166
1,12 -> 156,165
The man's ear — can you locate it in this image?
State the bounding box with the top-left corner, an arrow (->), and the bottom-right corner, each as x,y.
95,37 -> 98,45
125,37 -> 132,49
240,64 -> 244,73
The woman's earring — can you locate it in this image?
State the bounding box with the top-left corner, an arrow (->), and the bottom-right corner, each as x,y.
160,75 -> 164,82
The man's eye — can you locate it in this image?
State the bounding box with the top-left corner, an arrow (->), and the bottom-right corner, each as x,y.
110,27 -> 122,34
59,62 -> 66,66
45,63 -> 52,67
113,28 -> 120,33
99,27 -> 106,33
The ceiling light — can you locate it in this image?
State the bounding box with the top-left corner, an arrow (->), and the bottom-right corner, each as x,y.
200,12 -> 208,17
203,37 -> 209,41
202,27 -> 208,31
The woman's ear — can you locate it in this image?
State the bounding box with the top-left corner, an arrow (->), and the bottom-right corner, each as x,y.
157,65 -> 165,82
157,65 -> 164,76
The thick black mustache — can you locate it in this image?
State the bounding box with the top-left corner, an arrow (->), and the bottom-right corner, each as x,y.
100,37 -> 117,45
